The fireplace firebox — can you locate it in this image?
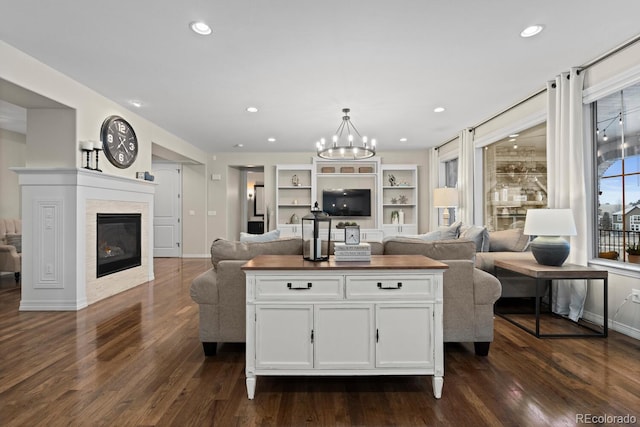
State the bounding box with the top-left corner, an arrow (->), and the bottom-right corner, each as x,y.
97,213 -> 141,278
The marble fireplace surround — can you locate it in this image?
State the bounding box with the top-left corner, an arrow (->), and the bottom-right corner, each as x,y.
13,168 -> 155,311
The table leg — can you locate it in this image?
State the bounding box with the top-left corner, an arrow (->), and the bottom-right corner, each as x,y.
535,278 -> 541,337
603,278 -> 608,337
432,376 -> 443,399
246,375 -> 256,399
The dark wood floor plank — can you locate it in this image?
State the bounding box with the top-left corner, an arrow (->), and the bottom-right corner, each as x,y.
1,259 -> 639,426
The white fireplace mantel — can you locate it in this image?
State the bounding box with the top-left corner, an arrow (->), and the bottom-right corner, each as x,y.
12,168 -> 156,311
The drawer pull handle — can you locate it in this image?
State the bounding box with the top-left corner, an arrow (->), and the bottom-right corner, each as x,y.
287,282 -> 312,290
377,282 -> 403,289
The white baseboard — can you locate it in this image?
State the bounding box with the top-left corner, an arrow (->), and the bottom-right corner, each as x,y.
182,253 -> 210,259
582,310 -> 640,340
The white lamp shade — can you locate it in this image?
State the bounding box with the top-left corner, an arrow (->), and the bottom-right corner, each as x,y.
524,208 -> 577,236
433,187 -> 459,208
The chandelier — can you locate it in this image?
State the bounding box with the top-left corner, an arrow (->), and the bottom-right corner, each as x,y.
316,108 -> 376,160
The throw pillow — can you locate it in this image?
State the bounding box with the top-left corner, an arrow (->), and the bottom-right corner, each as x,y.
459,225 -> 490,252
415,220 -> 462,241
489,228 -> 529,252
5,233 -> 22,253
240,229 -> 281,243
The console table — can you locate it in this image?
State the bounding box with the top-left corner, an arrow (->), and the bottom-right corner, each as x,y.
242,254 -> 448,399
494,259 -> 608,338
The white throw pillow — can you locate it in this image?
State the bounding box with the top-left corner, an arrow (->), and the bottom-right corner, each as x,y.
240,229 -> 281,243
415,220 -> 462,241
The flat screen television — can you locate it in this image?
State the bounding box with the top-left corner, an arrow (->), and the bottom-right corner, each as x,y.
322,189 -> 371,217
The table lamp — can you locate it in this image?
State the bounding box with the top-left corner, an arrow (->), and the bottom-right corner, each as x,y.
433,187 -> 459,225
523,208 -> 577,266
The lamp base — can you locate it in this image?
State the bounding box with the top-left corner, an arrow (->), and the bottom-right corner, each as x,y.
530,236 -> 570,266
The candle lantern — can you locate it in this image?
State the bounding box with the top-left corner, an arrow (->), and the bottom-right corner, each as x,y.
302,202 -> 331,261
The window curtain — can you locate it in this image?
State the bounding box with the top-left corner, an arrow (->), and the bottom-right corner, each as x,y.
546,68 -> 588,321
428,148 -> 440,231
457,128 -> 474,225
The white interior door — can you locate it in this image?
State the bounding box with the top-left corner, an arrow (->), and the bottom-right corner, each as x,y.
153,163 -> 182,257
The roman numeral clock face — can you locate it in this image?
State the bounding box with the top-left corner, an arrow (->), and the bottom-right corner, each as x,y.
100,115 -> 139,169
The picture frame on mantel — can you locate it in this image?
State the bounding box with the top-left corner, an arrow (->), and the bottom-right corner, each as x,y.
254,184 -> 265,216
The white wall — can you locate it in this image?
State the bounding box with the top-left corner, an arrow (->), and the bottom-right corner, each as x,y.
181,163 -> 208,257
0,40 -> 207,178
0,129 -> 25,218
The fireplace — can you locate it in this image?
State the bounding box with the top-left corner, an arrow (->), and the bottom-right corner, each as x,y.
97,213 -> 142,278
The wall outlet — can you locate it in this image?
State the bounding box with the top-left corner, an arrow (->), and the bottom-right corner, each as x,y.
632,289 -> 640,304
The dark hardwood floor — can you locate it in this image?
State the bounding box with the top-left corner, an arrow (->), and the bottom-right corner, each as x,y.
1,259 -> 639,426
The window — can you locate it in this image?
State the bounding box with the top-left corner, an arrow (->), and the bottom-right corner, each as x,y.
442,158 -> 458,224
594,82 -> 640,263
482,123 -> 547,231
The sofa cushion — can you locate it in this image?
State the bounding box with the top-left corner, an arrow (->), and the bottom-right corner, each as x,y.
383,237 -> 475,261
210,238 -> 303,269
239,229 -> 280,243
5,234 -> 21,253
0,219 -> 21,240
459,225 -> 490,252
489,228 -> 529,252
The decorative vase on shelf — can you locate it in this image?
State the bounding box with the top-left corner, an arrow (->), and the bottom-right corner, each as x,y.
391,210 -> 399,224
398,209 -> 405,225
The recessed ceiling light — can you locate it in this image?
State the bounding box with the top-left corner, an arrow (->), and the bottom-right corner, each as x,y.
246,107 -> 258,113
234,143 -> 244,148
520,25 -> 544,38
509,133 -> 519,138
399,138 -> 408,142
190,21 -> 212,36
434,107 -> 445,113
267,137 -> 276,142
129,100 -> 143,108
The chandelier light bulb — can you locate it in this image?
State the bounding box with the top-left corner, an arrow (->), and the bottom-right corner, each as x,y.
333,135 -> 338,143
353,147 -> 358,155
603,132 -> 608,141
339,147 -> 345,156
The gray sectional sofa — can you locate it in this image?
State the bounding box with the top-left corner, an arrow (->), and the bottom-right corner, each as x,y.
190,237 -> 502,357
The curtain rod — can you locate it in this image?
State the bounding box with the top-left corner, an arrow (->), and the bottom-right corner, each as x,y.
434,135 -> 459,151
580,33 -> 640,70
435,34 -> 640,148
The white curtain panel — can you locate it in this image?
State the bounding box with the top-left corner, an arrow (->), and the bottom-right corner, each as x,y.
428,148 -> 440,231
457,128 -> 475,225
546,68 -> 588,321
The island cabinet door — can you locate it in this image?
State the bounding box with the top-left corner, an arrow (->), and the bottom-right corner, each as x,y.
255,305 -> 313,369
375,303 -> 434,368
314,304 -> 375,369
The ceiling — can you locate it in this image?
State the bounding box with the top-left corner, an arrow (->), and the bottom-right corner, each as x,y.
2,1 -> 640,154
